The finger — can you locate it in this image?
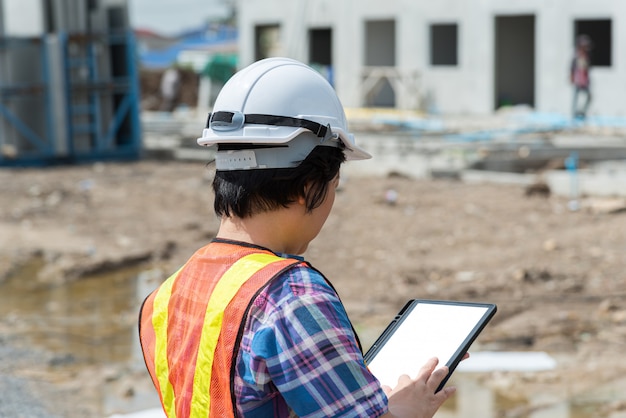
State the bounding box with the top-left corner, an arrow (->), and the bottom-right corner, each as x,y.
395,374 -> 412,388
416,357 -> 439,382
427,366 -> 449,392
461,352 -> 470,361
437,385 -> 457,400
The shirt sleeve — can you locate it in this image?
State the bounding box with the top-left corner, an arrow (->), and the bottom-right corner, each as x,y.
248,267 -> 388,418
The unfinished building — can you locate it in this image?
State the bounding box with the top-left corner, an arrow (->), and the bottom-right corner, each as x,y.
236,0 -> 624,117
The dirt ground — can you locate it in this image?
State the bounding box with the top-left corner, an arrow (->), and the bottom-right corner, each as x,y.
1,158 -> 626,416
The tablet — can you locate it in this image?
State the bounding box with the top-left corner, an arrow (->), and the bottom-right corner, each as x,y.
363,299 -> 497,392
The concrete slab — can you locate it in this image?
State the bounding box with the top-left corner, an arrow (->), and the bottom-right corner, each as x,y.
546,168 -> 626,198
461,170 -> 537,186
456,351 -> 557,373
109,408 -> 165,418
139,110 -> 626,198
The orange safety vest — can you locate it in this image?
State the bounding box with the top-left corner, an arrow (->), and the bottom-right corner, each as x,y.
138,241 -> 302,418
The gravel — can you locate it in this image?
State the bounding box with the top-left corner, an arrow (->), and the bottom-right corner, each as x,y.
0,340 -> 92,418
0,375 -> 60,418
0,341 -> 57,418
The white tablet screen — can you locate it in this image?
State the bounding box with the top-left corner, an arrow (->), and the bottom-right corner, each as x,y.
365,301 -> 494,388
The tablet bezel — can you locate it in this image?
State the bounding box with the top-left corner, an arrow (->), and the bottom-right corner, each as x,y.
363,299 -> 497,392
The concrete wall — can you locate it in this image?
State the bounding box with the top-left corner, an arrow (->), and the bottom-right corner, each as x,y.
236,0 -> 626,117
1,0 -> 45,36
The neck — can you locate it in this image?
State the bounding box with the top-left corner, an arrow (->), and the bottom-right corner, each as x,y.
216,206 -> 306,255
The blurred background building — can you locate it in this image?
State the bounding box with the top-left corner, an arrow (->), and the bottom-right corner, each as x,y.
2,0 -> 625,166
237,0 -> 624,116
0,0 -> 142,166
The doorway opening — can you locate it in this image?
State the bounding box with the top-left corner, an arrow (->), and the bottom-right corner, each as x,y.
254,24 -> 280,61
309,27 -> 333,85
494,15 -> 535,110
363,19 -> 396,107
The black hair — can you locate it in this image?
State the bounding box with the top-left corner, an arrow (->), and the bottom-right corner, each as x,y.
213,146 -> 346,218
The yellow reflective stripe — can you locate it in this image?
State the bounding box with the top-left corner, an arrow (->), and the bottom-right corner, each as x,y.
152,267 -> 184,418
189,253 -> 282,418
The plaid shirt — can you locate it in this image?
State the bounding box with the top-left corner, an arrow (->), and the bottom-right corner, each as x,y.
233,260 -> 388,417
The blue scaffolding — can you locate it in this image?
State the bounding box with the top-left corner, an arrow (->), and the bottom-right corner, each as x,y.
0,30 -> 141,166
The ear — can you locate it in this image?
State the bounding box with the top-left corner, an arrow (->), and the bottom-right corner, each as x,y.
298,182 -> 312,206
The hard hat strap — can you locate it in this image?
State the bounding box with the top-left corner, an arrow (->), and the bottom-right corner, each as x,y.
245,114 -> 328,138
207,111 -> 330,139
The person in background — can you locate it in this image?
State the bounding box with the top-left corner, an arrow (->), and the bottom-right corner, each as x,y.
160,65 -> 181,112
570,34 -> 593,119
139,57 -> 458,418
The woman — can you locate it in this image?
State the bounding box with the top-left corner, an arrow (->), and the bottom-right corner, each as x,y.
139,57 -> 456,418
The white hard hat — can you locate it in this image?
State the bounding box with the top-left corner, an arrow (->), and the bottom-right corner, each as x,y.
197,57 -> 371,170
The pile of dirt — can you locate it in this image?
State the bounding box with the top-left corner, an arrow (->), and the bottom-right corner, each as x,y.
1,159 -> 625,416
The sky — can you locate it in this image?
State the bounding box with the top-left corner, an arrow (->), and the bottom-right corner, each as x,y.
128,0 -> 231,35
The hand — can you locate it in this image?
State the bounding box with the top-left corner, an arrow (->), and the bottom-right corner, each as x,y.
383,357 -> 456,418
